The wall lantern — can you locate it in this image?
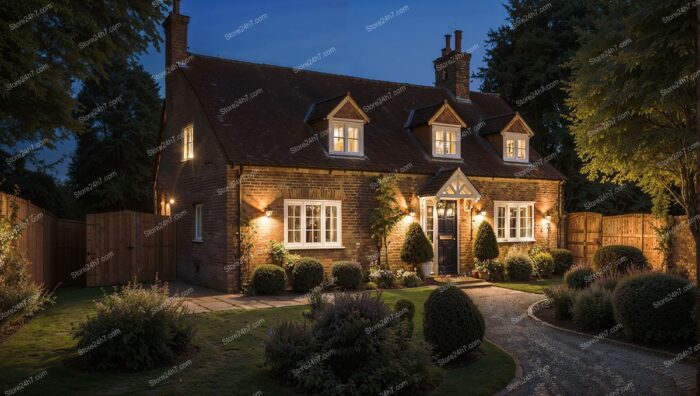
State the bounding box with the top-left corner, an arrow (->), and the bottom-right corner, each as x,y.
169,198 -> 175,205
265,207 -> 273,218
409,210 -> 416,217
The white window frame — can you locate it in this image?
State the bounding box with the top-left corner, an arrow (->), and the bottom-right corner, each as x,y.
194,203 -> 203,242
183,124 -> 194,161
329,119 -> 364,157
284,199 -> 343,249
503,132 -> 529,163
431,124 -> 461,159
493,201 -> 535,242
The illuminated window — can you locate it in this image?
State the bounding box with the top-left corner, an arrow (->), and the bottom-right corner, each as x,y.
494,201 -> 534,242
330,121 -> 363,156
183,124 -> 194,160
432,126 -> 460,158
284,200 -> 342,248
503,132 -> 528,163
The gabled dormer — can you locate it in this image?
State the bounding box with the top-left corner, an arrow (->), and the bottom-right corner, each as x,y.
405,100 -> 467,160
305,93 -> 370,157
481,113 -> 534,164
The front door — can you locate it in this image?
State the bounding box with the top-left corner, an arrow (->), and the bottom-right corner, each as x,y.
437,200 -> 458,274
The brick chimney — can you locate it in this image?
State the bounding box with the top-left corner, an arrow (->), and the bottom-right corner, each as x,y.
162,0 -> 189,98
433,29 -> 471,100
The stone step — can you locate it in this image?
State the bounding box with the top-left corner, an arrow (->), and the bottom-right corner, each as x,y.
456,281 -> 492,289
431,276 -> 486,286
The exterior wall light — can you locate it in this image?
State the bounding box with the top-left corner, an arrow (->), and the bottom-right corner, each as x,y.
265,207 -> 273,217
169,198 -> 175,205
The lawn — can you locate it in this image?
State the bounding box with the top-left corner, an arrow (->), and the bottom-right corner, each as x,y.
0,287 -> 515,396
492,277 -> 563,294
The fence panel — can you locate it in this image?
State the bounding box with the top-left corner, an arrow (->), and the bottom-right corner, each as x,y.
56,219 -> 87,286
566,212 -> 602,266
86,211 -> 175,286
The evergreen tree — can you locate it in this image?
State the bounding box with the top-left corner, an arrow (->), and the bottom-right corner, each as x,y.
369,177 -> 403,269
69,60 -> 160,213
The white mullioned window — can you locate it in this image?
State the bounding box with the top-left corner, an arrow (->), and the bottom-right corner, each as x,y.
432,125 -> 461,158
183,124 -> 194,160
194,203 -> 203,241
503,132 -> 528,163
284,200 -> 342,248
330,120 -> 364,156
494,201 -> 534,242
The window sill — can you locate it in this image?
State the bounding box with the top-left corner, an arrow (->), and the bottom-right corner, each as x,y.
192,239 -> 204,243
286,245 -> 345,250
329,153 -> 365,159
497,238 -> 535,244
504,159 -> 529,164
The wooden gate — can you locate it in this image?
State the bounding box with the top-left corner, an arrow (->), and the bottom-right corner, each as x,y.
85,211 -> 176,286
566,212 -> 602,266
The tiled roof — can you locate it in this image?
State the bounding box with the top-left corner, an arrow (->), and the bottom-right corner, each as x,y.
479,113 -> 517,136
418,167 -> 457,196
304,94 -> 346,123
179,53 -> 565,180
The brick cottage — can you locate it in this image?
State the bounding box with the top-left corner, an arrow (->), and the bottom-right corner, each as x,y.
155,2 -> 566,292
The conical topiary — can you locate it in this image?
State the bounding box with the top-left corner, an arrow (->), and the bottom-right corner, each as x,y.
473,221 -> 499,261
400,223 -> 434,265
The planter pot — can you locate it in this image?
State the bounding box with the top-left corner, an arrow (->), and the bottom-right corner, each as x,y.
421,262 -> 432,278
478,270 -> 489,280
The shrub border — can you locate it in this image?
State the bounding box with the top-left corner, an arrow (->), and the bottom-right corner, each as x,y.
527,299 -> 697,363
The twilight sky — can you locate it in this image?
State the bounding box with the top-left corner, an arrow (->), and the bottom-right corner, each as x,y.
41,0 -> 509,180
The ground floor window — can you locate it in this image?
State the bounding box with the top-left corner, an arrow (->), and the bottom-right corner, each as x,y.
284,200 -> 342,248
194,203 -> 203,241
494,201 -> 534,242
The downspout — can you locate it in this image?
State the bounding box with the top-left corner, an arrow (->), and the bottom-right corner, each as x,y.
558,180 -> 565,248
237,164 -> 244,291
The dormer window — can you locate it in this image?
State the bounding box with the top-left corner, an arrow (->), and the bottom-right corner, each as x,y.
330,120 -> 364,156
432,125 -> 460,158
503,132 -> 528,163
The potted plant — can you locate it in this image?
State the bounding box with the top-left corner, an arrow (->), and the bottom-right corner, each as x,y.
473,221 -> 499,280
400,223 -> 434,278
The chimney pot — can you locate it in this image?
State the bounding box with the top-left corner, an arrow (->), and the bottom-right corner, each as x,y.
444,34 -> 452,53
455,30 -> 462,52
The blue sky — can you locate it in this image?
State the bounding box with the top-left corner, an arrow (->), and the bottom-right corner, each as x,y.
42,0 -> 508,180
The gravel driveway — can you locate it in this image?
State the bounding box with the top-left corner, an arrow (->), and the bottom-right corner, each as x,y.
463,287 -> 696,396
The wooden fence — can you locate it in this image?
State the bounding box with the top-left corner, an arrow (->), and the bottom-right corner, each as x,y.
567,212 -> 666,269
85,211 -> 176,286
0,193 -> 86,287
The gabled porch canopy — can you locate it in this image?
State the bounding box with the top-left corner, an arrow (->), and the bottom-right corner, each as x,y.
418,167 -> 481,201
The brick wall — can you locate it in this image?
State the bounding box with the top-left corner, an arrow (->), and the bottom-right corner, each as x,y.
231,167 -> 562,286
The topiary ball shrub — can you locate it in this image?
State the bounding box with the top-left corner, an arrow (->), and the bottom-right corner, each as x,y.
72,282 -> 195,371
395,299 -> 416,341
264,320 -> 316,384
571,286 -> 615,331
544,286 -> 576,320
613,272 -> 696,344
564,265 -> 595,290
331,261 -> 363,290
532,252 -> 554,278
424,286 -> 485,360
252,264 -> 287,295
400,223 -> 434,266
473,222 -> 499,261
304,293 -> 443,395
551,248 -> 574,275
505,254 -> 533,281
291,258 -> 324,293
592,245 -> 650,274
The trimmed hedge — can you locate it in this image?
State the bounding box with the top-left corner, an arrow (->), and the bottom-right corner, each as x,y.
564,265 -> 594,290
592,245 -> 650,274
551,248 -> 573,275
400,223 -> 434,265
505,254 -> 533,281
292,258 -> 324,293
532,252 -> 554,277
252,264 -> 287,295
613,272 -> 695,344
331,262 -> 363,290
473,222 -> 499,261
571,286 -> 615,331
423,286 -> 485,360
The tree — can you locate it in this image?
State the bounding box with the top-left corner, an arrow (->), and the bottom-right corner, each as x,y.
567,1 -> 698,256
476,0 -> 651,214
695,0 -> 699,388
69,60 -> 161,213
473,222 -> 499,262
0,0 -> 167,147
369,177 -> 403,269
400,223 -> 434,268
